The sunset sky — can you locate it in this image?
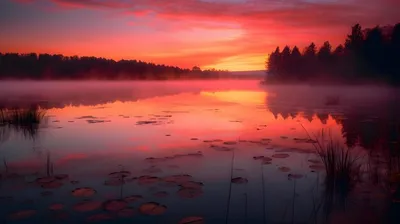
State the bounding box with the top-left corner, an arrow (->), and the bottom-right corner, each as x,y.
0,0 -> 399,71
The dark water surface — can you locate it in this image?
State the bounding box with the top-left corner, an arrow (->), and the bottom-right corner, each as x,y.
0,80 -> 399,223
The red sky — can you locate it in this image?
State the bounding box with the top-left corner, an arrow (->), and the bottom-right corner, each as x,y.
0,0 -> 399,71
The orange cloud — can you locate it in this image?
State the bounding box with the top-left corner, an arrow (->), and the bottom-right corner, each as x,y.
7,0 -> 400,70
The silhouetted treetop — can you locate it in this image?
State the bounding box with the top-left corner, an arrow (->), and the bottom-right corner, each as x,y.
0,53 -> 229,80
266,23 -> 400,84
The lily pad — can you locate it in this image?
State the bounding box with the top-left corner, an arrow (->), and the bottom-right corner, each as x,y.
73,201 -> 102,212
153,191 -> 169,198
72,187 -> 96,197
49,203 -> 64,211
280,136 -> 289,139
223,141 -> 237,145
9,210 -> 36,220
211,145 -> 233,151
124,195 -> 143,203
36,176 -> 56,184
109,171 -> 131,179
54,174 -> 69,180
231,177 -> 248,184
103,200 -> 128,212
309,165 -> 325,170
41,181 -> 63,189
253,156 -> 265,160
163,174 -> 192,184
117,208 -> 136,217
139,202 -> 167,215
86,213 -> 113,222
262,157 -> 272,162
272,154 -> 290,159
190,138 -> 199,141
308,159 -> 322,164
76,116 -> 97,119
278,167 -> 291,172
178,188 -> 203,199
138,176 -> 159,185
179,216 -> 205,224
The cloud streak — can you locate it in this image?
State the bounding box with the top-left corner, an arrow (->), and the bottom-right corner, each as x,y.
7,0 -> 400,70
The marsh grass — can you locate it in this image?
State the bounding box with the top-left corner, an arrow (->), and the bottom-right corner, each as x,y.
301,125 -> 363,220
0,105 -> 46,140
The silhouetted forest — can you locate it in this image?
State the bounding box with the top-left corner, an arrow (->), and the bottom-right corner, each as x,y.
0,54 -> 229,80
266,23 -> 400,84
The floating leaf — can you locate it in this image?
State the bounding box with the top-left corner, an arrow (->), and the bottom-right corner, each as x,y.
9,210 -> 36,220
223,141 -> 237,145
86,213 -> 113,222
180,181 -> 204,189
231,177 -> 248,184
308,159 -> 321,164
73,201 -> 102,212
138,176 -> 159,185
117,208 -> 136,217
179,216 -> 205,224
139,202 -> 167,215
190,138 -> 199,141
49,203 -> 64,211
36,176 -> 56,184
124,195 -> 143,203
211,145 -> 233,151
263,161 -> 272,165
109,171 -> 131,179
262,157 -> 272,162
280,136 -> 289,139
41,181 -> 63,189
153,191 -> 169,198
72,187 -> 96,197
272,154 -> 290,159
178,188 -> 203,199
253,156 -> 265,160
163,174 -> 192,184
76,116 -> 97,119
54,174 -> 69,180
309,165 -> 325,171
103,200 -> 128,212
279,167 -> 291,172
136,121 -> 158,125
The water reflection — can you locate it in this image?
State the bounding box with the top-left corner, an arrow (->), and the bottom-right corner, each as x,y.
0,81 -> 398,223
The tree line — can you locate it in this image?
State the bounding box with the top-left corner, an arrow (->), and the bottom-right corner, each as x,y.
0,53 -> 228,80
266,23 -> 400,84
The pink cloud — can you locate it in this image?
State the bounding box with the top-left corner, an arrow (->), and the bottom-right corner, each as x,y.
11,0 -> 400,70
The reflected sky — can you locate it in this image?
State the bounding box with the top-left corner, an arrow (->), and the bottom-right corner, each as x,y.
0,80 -> 398,223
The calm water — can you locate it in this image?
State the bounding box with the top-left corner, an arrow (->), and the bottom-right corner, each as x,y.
0,80 -> 399,224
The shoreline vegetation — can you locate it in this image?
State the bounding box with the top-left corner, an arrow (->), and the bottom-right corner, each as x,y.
0,53 -> 261,80
265,23 -> 400,85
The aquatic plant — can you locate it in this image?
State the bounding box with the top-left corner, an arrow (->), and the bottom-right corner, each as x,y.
301,125 -> 363,220
0,105 -> 46,140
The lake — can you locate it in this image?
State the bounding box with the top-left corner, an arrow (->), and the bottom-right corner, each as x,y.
0,80 -> 399,224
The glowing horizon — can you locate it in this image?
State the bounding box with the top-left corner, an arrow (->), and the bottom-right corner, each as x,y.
0,0 -> 399,71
